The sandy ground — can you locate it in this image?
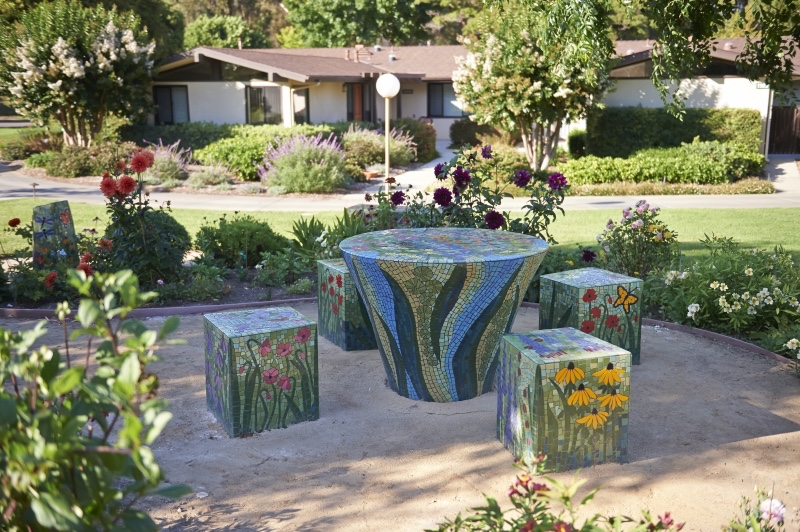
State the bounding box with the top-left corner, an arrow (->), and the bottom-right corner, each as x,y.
3,303 -> 800,531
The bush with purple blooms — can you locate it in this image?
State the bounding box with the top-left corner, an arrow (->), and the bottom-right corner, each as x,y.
368,145 -> 568,241
257,133 -> 348,193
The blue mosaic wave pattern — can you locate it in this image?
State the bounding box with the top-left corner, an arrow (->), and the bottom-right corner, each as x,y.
341,228 -> 548,402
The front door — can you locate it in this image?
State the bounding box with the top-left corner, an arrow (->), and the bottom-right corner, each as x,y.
769,106 -> 800,154
347,83 -> 373,123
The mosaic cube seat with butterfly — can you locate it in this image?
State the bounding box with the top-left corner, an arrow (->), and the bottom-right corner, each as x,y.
204,307 -> 319,438
497,327 -> 631,472
317,259 -> 376,351
539,268 -> 643,364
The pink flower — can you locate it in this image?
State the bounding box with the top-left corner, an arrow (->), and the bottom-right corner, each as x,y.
238,365 -> 245,374
100,177 -> 117,197
277,343 -> 292,357
277,375 -> 291,391
760,498 -> 785,523
262,367 -> 279,384
631,219 -> 644,229
259,339 -> 272,357
264,391 -> 271,400
294,326 -> 311,344
117,175 -> 136,195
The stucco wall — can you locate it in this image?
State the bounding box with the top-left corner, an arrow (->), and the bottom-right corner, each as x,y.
153,81 -> 247,124
309,83 -> 348,124
398,81 -> 428,120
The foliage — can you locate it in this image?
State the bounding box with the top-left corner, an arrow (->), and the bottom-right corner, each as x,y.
524,245 -> 597,302
340,125 -> 416,179
0,129 -> 62,160
560,141 -> 765,186
290,216 -> 327,262
142,140 -> 192,183
156,260 -> 228,302
276,26 -> 306,48
598,200 -> 678,278
429,457 -> 684,531
568,178 -> 775,197
282,0 -> 435,47
0,0 -> 156,148
24,151 -> 56,169
586,108 -> 763,157
285,277 -> 314,295
725,486 -> 786,532
392,117 -> 439,162
196,213 -> 290,268
371,145 -> 568,243
453,0 -> 612,171
449,117 -> 520,148
44,142 -> 137,178
186,163 -> 231,188
257,133 -> 349,194
183,14 -> 268,49
567,129 -> 586,159
0,270 -> 191,530
119,121 -> 233,151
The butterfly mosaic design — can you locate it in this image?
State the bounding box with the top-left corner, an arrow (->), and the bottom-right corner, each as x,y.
612,286 -> 638,313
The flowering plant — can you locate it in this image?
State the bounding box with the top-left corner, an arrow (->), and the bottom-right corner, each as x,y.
597,200 -> 678,278
725,487 -> 785,532
368,145 -> 568,242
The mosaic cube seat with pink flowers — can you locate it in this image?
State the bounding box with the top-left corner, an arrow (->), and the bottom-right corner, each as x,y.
203,307 -> 318,437
317,259 -> 376,351
539,268 -> 643,364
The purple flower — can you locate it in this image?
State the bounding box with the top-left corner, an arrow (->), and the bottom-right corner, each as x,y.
547,172 -> 567,190
390,190 -> 406,206
485,210 -> 504,230
631,219 -> 644,229
580,248 -> 596,263
453,165 -> 471,192
513,169 -> 531,187
481,145 -> 493,159
434,163 -> 445,179
760,498 -> 785,523
433,187 -> 453,207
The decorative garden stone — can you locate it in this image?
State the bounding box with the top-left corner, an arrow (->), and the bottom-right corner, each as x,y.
497,327 -> 631,472
31,200 -> 79,269
203,307 -> 318,437
340,228 -> 548,402
539,267 -> 643,364
317,259 -> 376,351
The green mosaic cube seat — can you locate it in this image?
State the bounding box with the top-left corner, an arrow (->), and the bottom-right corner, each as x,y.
539,267 -> 643,364
203,307 -> 319,438
497,327 -> 631,472
317,259 -> 376,351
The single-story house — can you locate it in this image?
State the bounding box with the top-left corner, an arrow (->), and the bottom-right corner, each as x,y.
154,39 -> 800,153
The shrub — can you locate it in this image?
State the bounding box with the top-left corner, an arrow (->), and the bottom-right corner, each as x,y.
24,150 -> 56,168
285,277 -> 313,295
119,121 -> 233,151
157,261 -> 228,302
257,133 -> 349,193
559,140 -> 765,186
569,177 -> 774,196
449,117 -> 521,147
195,213 -> 290,268
255,248 -> 312,286
0,129 -> 61,160
0,270 -> 190,530
45,142 -> 138,178
187,163 -> 231,188
340,125 -> 416,180
597,200 -> 678,278
524,245 -> 598,302
586,107 -> 762,157
567,128 -> 587,159
142,140 -> 192,182
393,117 -> 438,162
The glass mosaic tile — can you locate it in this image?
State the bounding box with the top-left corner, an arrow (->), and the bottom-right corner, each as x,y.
340,228 -> 548,402
204,307 -> 318,437
539,267 -> 643,364
31,200 -> 79,269
317,259 -> 376,351
497,327 -> 631,472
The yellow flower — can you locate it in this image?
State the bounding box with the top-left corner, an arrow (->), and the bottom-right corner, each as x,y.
565,260 -> 574,266
567,383 -> 596,406
663,231 -> 672,240
598,389 -> 628,410
593,362 -> 625,386
576,408 -> 608,429
555,362 -> 584,385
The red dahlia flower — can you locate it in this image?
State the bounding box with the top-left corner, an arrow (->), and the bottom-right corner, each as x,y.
117,175 -> 136,195
100,177 -> 117,197
8,218 -> 20,228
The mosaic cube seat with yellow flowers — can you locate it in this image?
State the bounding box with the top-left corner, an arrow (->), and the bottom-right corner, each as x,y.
539,267 -> 643,364
317,259 -> 376,351
204,307 -> 319,438
496,327 -> 631,472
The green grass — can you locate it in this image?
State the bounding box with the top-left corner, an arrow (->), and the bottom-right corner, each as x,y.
0,127 -> 45,143
3,199 -> 799,263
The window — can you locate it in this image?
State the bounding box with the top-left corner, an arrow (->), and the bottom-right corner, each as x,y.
293,88 -> 309,124
427,83 -> 466,118
247,86 -> 282,124
346,83 -> 373,122
153,86 -> 189,125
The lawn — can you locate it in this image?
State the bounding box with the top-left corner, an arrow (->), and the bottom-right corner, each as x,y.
0,126 -> 45,143
2,199 -> 799,263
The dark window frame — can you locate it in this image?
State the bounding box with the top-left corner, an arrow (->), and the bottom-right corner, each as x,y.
153,85 -> 190,125
247,85 -> 283,125
427,82 -> 467,118
293,88 -> 310,124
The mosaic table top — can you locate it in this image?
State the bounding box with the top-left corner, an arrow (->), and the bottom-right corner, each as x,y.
204,307 -> 312,337
339,228 -> 548,264
540,267 -> 640,288
504,327 -> 630,365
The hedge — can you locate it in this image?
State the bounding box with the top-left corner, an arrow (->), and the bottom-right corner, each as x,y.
449,117 -> 522,147
559,140 -> 765,186
585,107 -> 762,157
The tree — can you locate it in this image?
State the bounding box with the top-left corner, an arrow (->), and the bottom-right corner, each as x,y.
172,0 -> 289,48
184,14 -> 269,48
281,0 -> 435,47
453,0 -> 613,171
0,1 -> 155,147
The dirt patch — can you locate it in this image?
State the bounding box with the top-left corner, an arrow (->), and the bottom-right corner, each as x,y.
3,305 -> 799,531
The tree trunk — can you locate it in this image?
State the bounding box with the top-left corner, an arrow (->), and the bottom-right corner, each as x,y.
519,119 -> 563,172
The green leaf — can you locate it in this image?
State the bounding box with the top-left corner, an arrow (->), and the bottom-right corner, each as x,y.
30,493 -> 84,531
52,366 -> 85,396
117,509 -> 158,532
0,396 -> 17,427
118,352 -> 142,387
77,300 -> 102,327
144,411 -> 172,444
158,316 -> 181,339
150,483 -> 193,499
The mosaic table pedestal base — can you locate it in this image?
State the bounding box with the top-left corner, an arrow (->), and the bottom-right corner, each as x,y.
204,307 -> 318,437
340,228 -> 548,403
539,267 -> 643,364
317,259 -> 377,351
497,327 -> 631,472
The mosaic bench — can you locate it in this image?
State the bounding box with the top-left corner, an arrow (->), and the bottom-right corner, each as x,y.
497,327 -> 631,472
204,307 -> 319,438
539,267 -> 643,365
317,259 -> 377,351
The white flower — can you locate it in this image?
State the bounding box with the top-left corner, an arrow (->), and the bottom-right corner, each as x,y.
750,297 -> 760,306
785,338 -> 800,351
759,498 -> 785,523
687,303 -> 700,312
764,296 -> 774,305
156,279 -> 164,286
747,306 -> 757,315
710,281 -> 720,289
744,267 -> 753,276
719,283 -> 728,291
731,293 -> 740,300
731,301 -> 742,311
742,291 -> 750,300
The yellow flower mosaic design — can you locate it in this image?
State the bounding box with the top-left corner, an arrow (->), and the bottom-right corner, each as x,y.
555,362 -> 584,385
576,408 -> 608,429
598,389 -> 628,410
593,362 -> 625,386
567,383 -> 596,406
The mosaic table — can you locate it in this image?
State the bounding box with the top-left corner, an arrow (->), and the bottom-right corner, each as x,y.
317,259 -> 377,351
204,307 -> 319,437
497,327 -> 631,472
340,228 -> 548,402
539,267 -> 643,364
